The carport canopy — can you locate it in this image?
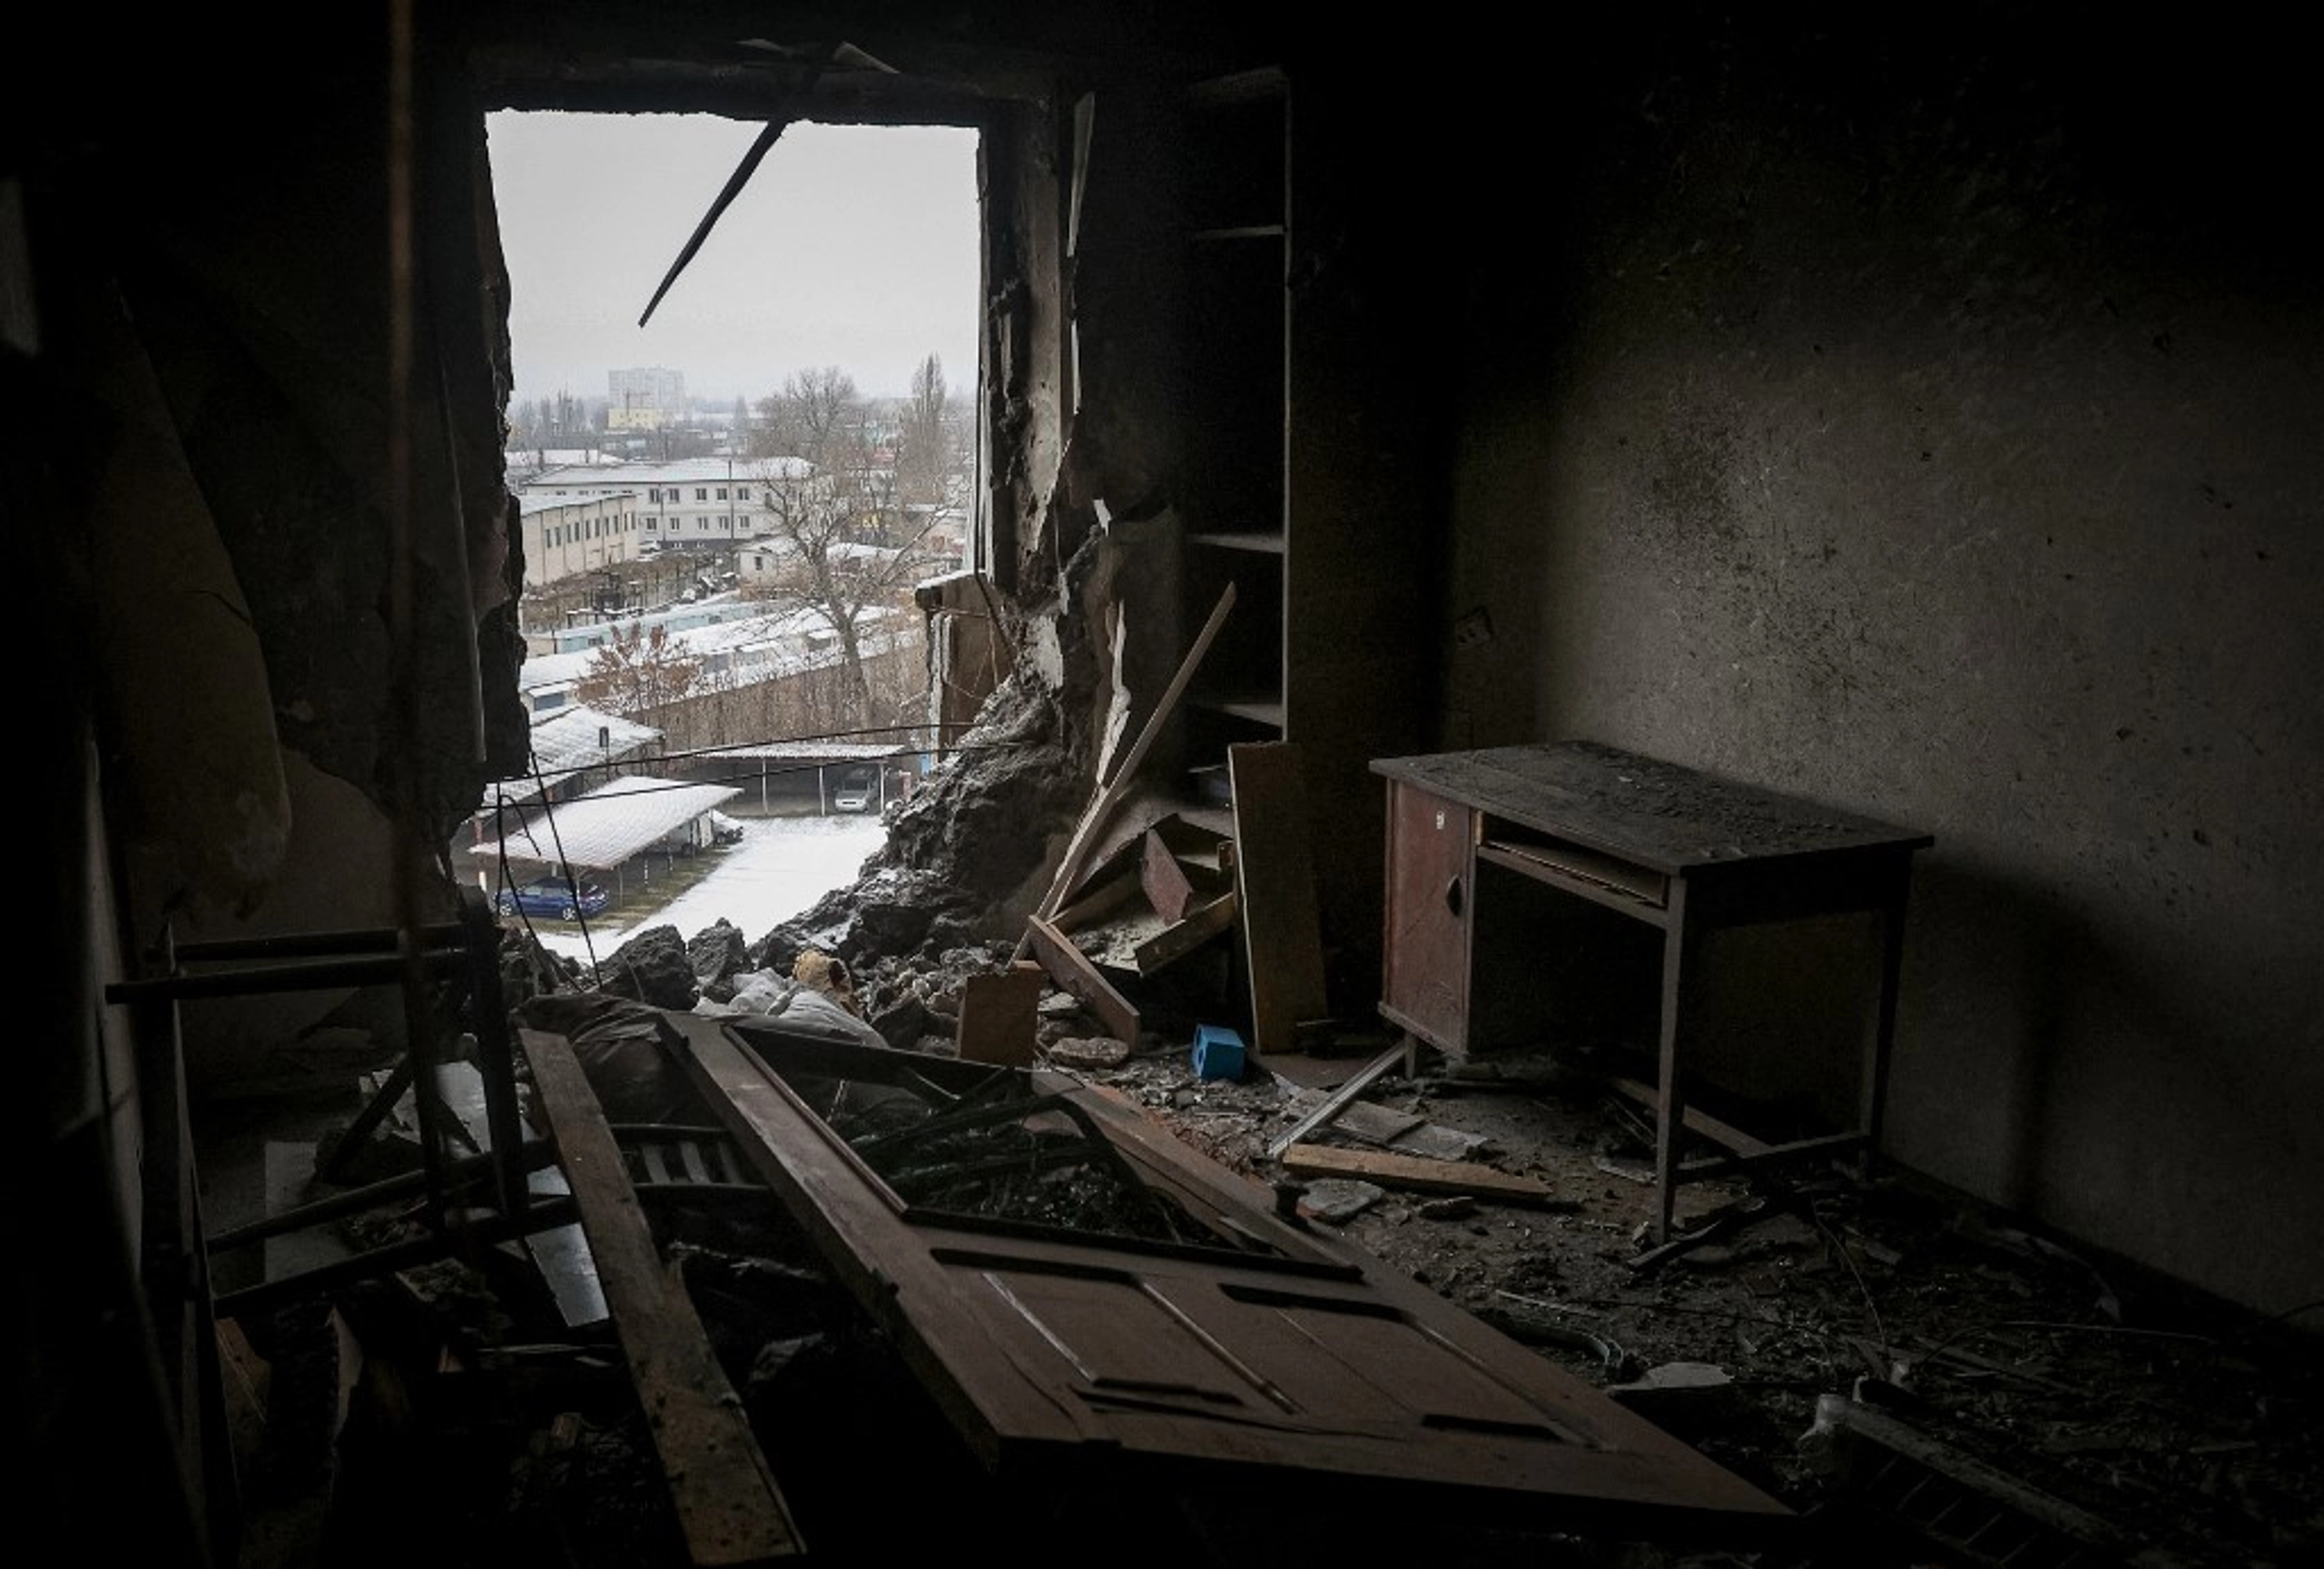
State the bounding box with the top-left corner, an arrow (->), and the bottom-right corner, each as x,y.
489,703 -> 664,808
470,774 -> 743,873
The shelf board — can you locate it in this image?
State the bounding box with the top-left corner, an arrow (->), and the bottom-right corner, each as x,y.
1187,530 -> 1286,554
1190,224 -> 1286,243
1189,65 -> 1287,106
1190,694 -> 1287,728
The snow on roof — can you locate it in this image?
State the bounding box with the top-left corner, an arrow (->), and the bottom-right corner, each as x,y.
482,704 -> 664,804
507,449 -> 628,470
518,490 -> 636,515
468,774 -> 742,872
517,604 -> 911,701
525,456 -> 815,486
691,739 -> 911,763
520,646 -> 598,692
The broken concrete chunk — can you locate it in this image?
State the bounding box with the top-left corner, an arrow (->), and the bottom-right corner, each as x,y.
596,923 -> 701,1010
1616,1362 -> 1735,1394
1329,1099 -> 1426,1146
1386,1122 -> 1496,1162
1608,1362 -> 1740,1436
686,918 -> 751,996
868,992 -> 931,1050
1295,1179 -> 1386,1225
1045,1036 -> 1131,1071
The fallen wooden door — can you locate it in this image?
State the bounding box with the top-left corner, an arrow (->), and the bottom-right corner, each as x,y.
664,1013 -> 1790,1540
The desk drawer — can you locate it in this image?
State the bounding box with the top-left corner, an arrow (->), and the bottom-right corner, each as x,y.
1478,827 -> 1669,913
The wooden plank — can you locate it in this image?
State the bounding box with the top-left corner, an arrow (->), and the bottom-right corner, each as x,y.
516,1029 -> 803,1564
1022,582 -> 1236,943
955,965 -> 1043,1066
1264,1040 -> 1408,1159
1279,1143 -> 1566,1207
1024,917 -> 1140,1044
1228,742 -> 1331,1058
1051,867 -> 1142,934
1140,829 -> 1197,923
1133,892 -> 1237,976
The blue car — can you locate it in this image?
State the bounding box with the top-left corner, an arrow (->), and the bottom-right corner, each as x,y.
495,873 -> 610,921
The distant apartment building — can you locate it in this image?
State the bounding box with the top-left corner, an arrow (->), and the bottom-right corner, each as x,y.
518,491 -> 645,584
518,457 -> 816,552
606,366 -> 685,430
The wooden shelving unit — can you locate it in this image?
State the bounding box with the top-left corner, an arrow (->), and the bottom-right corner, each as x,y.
1179,67 -> 1290,773
1166,65 -> 1433,1013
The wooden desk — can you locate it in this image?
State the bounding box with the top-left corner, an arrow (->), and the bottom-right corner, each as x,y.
1371,741 -> 1932,1239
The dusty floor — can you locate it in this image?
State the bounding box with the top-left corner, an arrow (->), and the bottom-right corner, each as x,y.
200,974 -> 2324,1569
1072,1031 -> 2324,1569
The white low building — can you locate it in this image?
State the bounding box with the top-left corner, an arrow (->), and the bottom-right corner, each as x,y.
518,491 -> 645,585
518,456 -> 817,552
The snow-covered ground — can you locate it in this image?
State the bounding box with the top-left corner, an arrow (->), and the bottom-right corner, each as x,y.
527,813 -> 887,964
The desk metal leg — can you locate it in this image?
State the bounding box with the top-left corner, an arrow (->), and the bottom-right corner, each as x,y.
1856,872 -> 1912,1178
1653,880 -> 1707,1243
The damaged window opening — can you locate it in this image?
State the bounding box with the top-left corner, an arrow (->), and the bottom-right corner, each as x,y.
475,111 -> 983,974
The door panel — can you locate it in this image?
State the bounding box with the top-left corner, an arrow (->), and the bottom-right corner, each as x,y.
665,1013 -> 1790,1534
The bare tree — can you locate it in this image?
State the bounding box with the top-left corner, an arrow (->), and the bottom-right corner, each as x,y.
745,468 -> 939,725
742,367 -> 942,730
751,366 -> 861,468
574,622 -> 702,715
895,353 -> 952,508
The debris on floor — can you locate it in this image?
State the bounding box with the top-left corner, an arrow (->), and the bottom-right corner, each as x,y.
188,885 -> 2324,1569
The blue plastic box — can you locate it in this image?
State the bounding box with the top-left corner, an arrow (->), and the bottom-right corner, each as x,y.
1192,1023 -> 1247,1081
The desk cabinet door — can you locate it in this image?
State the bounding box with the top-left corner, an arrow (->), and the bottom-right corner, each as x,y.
1382,782 -> 1472,1052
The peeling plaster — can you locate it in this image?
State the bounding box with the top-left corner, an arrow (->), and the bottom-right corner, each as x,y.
1027,614 -> 1067,691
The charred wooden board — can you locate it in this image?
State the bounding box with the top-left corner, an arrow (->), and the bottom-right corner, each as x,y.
517,1029 -> 803,1564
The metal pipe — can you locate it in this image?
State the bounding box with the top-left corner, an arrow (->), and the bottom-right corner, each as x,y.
167,923 -> 467,962
103,950 -> 468,1003
205,1140 -> 561,1254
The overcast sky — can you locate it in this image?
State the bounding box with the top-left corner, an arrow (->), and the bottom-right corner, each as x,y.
487,112 -> 981,405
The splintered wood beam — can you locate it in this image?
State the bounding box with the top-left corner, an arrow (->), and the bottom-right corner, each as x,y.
1278,1143 -> 1568,1208
517,1029 -> 803,1564
1023,917 -> 1139,1045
